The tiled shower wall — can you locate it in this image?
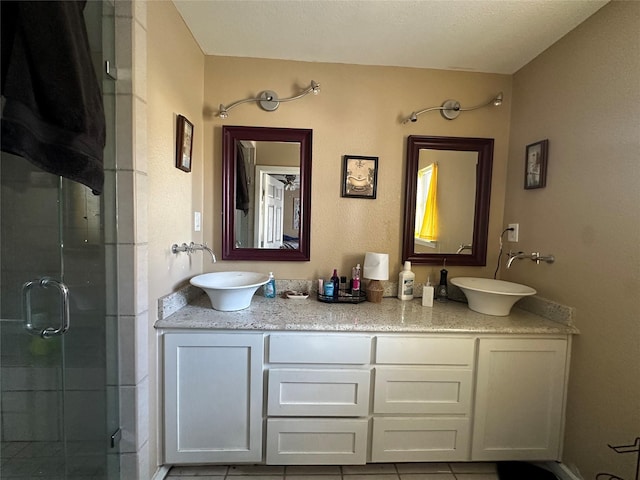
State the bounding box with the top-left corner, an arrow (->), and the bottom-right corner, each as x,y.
0,160 -> 65,443
0,158 -> 110,476
112,1 -> 150,478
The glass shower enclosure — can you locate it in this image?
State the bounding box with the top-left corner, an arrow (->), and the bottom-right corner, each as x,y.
0,2 -> 120,478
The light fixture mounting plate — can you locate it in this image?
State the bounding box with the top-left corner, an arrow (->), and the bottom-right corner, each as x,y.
259,90 -> 280,111
441,100 -> 461,120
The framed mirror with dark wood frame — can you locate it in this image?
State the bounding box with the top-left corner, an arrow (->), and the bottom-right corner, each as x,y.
222,125 -> 312,261
402,135 -> 494,266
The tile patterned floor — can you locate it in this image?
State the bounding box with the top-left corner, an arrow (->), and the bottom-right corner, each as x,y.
167,463 -> 500,480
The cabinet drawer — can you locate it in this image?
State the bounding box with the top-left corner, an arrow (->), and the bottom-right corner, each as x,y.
266,418 -> 368,465
268,334 -> 371,364
374,367 -> 472,414
375,336 -> 474,365
268,369 -> 370,417
371,417 -> 470,462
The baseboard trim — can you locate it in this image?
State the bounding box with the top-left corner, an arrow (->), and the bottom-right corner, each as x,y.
151,465 -> 171,480
535,461 -> 584,480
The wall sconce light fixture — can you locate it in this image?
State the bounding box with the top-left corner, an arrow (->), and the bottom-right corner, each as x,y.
218,80 -> 320,118
402,92 -> 503,124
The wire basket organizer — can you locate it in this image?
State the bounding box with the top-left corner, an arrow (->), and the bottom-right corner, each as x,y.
317,292 -> 367,304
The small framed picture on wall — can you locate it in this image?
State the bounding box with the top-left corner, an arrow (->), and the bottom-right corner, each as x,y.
341,155 -> 378,199
524,139 -> 548,189
176,115 -> 194,173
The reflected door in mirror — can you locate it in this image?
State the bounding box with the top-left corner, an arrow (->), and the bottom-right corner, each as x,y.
234,141 -> 300,249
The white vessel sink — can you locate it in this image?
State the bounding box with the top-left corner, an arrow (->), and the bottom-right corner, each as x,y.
450,277 -> 536,316
190,272 -> 270,311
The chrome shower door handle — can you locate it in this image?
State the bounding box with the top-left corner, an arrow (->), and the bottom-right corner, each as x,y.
22,277 -> 71,338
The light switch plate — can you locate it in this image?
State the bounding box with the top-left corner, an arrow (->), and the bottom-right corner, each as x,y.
508,223 -> 519,242
194,211 -> 201,232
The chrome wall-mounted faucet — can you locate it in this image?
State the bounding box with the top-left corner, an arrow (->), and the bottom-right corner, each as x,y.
456,244 -> 473,254
507,250 -> 555,268
172,242 -> 217,263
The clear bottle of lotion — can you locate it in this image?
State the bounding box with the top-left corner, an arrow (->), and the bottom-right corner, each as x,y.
398,261 -> 415,300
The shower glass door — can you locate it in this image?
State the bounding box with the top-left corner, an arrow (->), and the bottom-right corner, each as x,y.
0,1 -> 119,478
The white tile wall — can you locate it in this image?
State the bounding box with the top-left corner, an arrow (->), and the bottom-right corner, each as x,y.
134,98 -> 148,171
114,1 -> 150,477
133,21 -> 147,101
135,243 -> 149,314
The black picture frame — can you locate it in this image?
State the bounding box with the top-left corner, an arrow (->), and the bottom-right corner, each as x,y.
176,115 -> 194,173
341,155 -> 378,199
524,139 -> 548,189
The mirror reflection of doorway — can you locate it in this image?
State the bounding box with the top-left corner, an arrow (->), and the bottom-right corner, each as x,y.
234,140 -> 301,249
254,166 -> 299,249
260,173 -> 284,248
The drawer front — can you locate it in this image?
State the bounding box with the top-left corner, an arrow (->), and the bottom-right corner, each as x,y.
375,336 -> 474,365
269,334 -> 371,364
373,367 -> 472,414
268,369 -> 370,417
371,417 -> 470,462
266,418 -> 368,465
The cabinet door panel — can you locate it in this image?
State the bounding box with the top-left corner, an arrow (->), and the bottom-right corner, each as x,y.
374,367 -> 472,414
472,338 -> 568,461
164,333 -> 264,464
268,369 -> 370,416
371,417 -> 470,462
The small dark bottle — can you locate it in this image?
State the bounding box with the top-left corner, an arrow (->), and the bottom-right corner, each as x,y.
340,276 -> 348,295
331,269 -> 340,299
436,268 -> 449,302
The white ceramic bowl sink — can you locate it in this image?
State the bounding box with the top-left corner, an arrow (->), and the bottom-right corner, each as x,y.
450,277 -> 536,316
190,272 -> 270,311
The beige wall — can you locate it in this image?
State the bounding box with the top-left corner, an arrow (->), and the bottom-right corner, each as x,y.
147,0 -> 205,472
503,2 -> 640,478
203,57 -> 512,282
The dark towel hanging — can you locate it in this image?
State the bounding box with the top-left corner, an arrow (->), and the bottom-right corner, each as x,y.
1,1 -> 106,195
236,146 -> 250,215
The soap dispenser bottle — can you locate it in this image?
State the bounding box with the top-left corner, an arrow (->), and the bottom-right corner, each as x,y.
352,264 -> 361,295
264,272 -> 276,298
398,261 -> 415,300
422,276 -> 434,307
436,262 -> 448,302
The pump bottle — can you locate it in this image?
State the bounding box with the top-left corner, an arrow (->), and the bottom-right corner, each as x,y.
264,272 -> 276,298
422,276 -> 434,307
436,267 -> 448,302
352,264 -> 361,294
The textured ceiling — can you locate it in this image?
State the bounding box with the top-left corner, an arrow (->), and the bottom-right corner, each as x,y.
173,0 -> 608,74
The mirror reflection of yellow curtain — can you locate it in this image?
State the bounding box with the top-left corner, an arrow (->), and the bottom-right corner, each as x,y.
418,163 -> 438,241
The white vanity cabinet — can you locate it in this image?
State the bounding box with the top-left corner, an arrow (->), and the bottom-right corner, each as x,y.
471,337 -> 569,461
163,332 -> 264,464
265,333 -> 372,465
371,336 -> 475,462
160,328 -> 572,466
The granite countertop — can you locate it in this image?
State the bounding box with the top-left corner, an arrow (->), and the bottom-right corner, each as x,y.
155,292 -> 579,335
